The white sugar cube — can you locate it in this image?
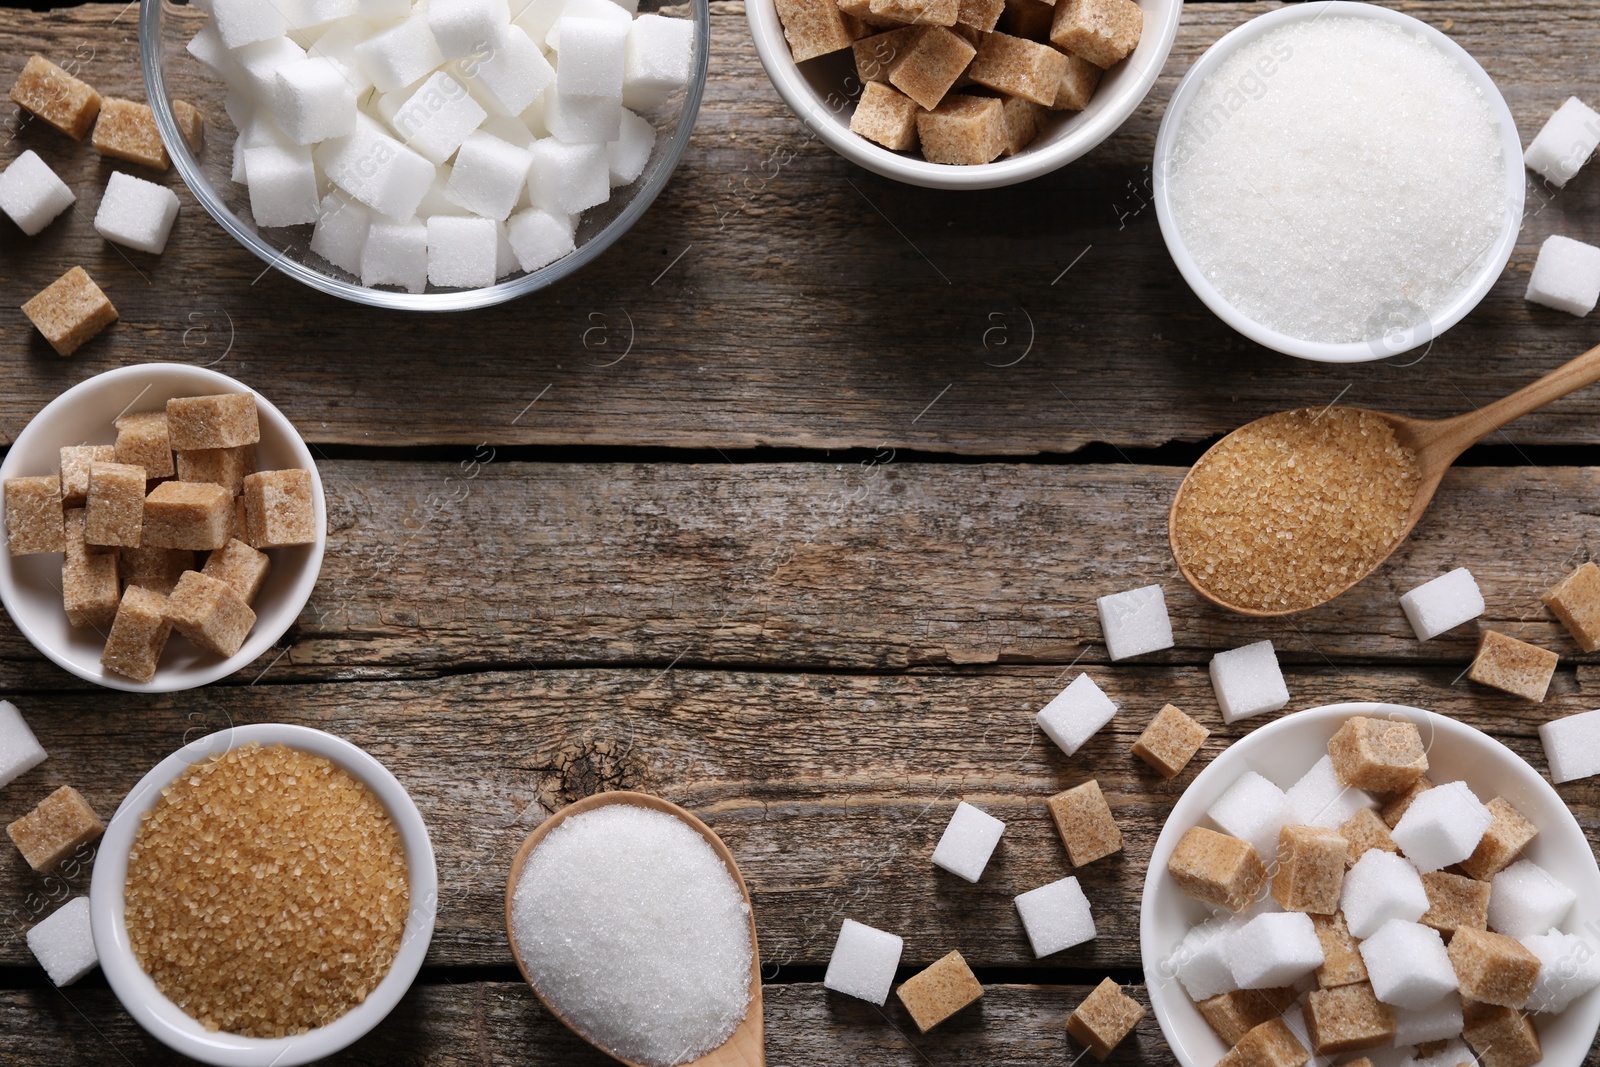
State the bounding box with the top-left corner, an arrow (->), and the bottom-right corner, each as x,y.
1489,859 -> 1576,937
0,701 -> 47,790
1526,234 -> 1600,317
481,113 -> 538,147
426,215 -> 498,288
1096,584 -> 1174,661
419,164 -> 472,216
1524,96 -> 1600,188
930,801 -> 1005,883
527,137 -> 610,213
1014,875 -> 1095,958
1034,673 -> 1117,758
1391,780 -> 1492,873
1164,917 -> 1242,1000
1391,993 -> 1462,1047
1206,770 -> 1289,864
271,56 -> 358,144
307,19 -> 377,95
1342,850 -> 1428,938
544,90 -> 622,143
360,217 -> 429,292
361,0 -> 410,15
26,897 -> 97,986
281,0 -> 359,29
94,171 -> 180,255
309,192 -> 370,274
545,0 -> 630,49
356,12 -> 447,93
1226,912 -> 1324,989
1360,919 -> 1457,1009
243,143 -> 320,227
445,131 -> 533,219
1286,754 -> 1376,830
513,0 -> 568,44
1399,567 -> 1484,641
1539,707 -> 1600,783
608,107 -> 654,187
212,0 -> 287,47
467,24 -> 555,114
823,919 -> 902,1005
623,12 -> 694,110
1209,640 -> 1289,723
1521,927 -> 1600,1014
186,22 -> 242,82
236,36 -> 310,100
495,224 -> 518,278
320,113 -> 437,220
0,150 -> 75,236
555,17 -> 628,99
391,72 -> 489,163
506,207 -> 575,271
430,0 -> 512,58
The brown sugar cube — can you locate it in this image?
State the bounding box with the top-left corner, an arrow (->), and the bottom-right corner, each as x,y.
165,393 -> 260,451
1379,775 -> 1433,829
1066,977 -> 1143,1060
1052,52 -> 1103,110
956,0 -> 1004,32
143,481 -> 235,551
85,461 -> 146,547
869,0 -> 959,26
916,94 -> 1006,165
1197,988 -> 1297,1046
1449,928 -> 1541,1009
243,469 -> 317,548
91,97 -> 170,170
851,81 -> 920,150
1270,824 -> 1346,914
1231,1018 -> 1309,1067
22,266 -> 118,356
1303,983 -> 1395,1056
999,0 -> 1053,38
1311,912 -> 1368,988
113,410 -> 176,480
1048,779 -> 1123,866
894,949 -> 982,1032
887,27 -> 975,110
165,570 -> 256,658
1421,871 -> 1490,940
968,31 -> 1070,106
1167,826 -> 1266,912
1339,808 -> 1399,868
101,585 -> 173,683
1461,1001 -> 1541,1067
201,538 -> 271,605
1328,716 -> 1428,793
63,509 -> 120,629
1048,0 -> 1141,68
1460,797 -> 1537,881
120,545 -> 196,596
4,476 -> 66,556
59,445 -> 116,508
776,0 -> 858,60
176,445 -> 256,496
1132,704 -> 1208,777
1544,561 -> 1600,651
5,786 -> 104,873
855,27 -> 918,82
999,96 -> 1045,155
8,55 -> 102,139
1468,630 -> 1557,702
173,98 -> 205,152
233,496 -> 252,546
837,0 -> 905,30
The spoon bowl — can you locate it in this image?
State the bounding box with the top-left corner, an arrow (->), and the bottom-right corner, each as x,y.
504,790 -> 765,1067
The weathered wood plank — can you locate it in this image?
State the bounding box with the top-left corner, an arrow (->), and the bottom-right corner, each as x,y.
2,4 -> 1599,453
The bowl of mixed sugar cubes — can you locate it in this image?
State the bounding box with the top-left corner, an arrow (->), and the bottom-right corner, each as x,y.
0,365 -> 326,693
139,0 -> 705,307
1142,703 -> 1600,1067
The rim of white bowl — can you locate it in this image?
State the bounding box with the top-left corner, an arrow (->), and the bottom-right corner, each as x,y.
1151,1 -> 1525,363
0,364 -> 325,693
1139,702 -> 1600,1067
745,0 -> 1184,190
90,724 -> 438,1067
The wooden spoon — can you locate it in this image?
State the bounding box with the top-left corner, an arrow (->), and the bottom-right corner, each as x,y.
504,790 -> 765,1067
1172,342 -> 1600,617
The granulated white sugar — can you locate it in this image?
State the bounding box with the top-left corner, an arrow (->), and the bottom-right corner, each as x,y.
1167,17 -> 1506,344
510,804 -> 752,1066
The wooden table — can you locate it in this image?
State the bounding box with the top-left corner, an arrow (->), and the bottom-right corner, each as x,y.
2,1 -> 1598,1063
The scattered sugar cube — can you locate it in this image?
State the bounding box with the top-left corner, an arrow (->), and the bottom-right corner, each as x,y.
202,539 -> 271,605
1525,234 -> 1600,317
1047,779 -> 1122,867
1271,824 -> 1346,915
243,142 -> 320,227
1340,809 -> 1398,868
114,411 -> 175,479
823,919 -> 902,1005
1521,927 -> 1600,1014
608,107 -> 654,186
1311,912 -> 1367,989
167,394 -> 260,451
101,585 -> 174,683
1197,987 -> 1297,1046
1544,561 -> 1600,651
0,150 -> 75,235
362,218 -> 429,292
1066,977 -> 1143,1061
1014,875 -> 1095,957
1132,703 -> 1207,779
94,171 -> 180,255
1209,640 -> 1291,723
1390,993 -> 1462,1047
59,446 -> 115,509
1329,716 -> 1428,794
1048,0 -> 1141,68
1539,707 -> 1600,784
468,25 -> 555,115
391,72 -> 489,163
121,546 -> 196,596
166,570 -> 256,657
1206,770 -> 1288,864
1165,917 -> 1243,1001
5,476 -> 66,555
1035,672 -> 1117,758
544,86 -> 623,142
143,481 -> 235,551
445,131 -> 534,219
356,11 -> 447,92
1053,52 -> 1102,110
1303,982 -> 1394,1056
8,55 -> 102,139
427,215 -> 499,288
0,701 -> 47,790
850,81 -> 919,151
506,208 -> 576,271
1359,919 -> 1457,1009
887,26 -> 974,111
1286,755 -> 1377,830
1227,912 -> 1325,989
895,950 -> 982,1032
21,266 -> 118,356
212,0 -> 288,47
1419,871 -> 1490,940
623,13 -> 693,110
86,462 -> 146,548
930,800 -> 1005,882
1168,826 -> 1266,913
26,898 -> 97,987
1391,780 -> 1492,873
90,98 -> 169,170
1399,567 -> 1484,641
1523,96 -> 1600,188
967,31 -> 1068,106
1096,584 -> 1174,661
63,510 -> 120,628
1448,927 -> 1540,1009
270,56 -> 358,144
1459,797 -> 1536,881
917,94 -> 1006,165
1341,850 -> 1428,939
6,785 -> 104,873
1229,1018 -> 1308,1067
429,0 -> 512,59
1489,859 -> 1575,938
1468,630 -> 1558,702
1460,1001 -> 1541,1067
243,469 -> 317,547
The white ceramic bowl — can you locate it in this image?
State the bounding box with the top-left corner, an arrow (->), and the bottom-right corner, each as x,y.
90,724 -> 437,1067
746,0 -> 1183,189
0,364 -> 326,693
1141,703 -> 1600,1067
1152,2 -> 1524,363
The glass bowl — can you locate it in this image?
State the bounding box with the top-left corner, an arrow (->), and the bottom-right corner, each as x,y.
138,0 -> 709,310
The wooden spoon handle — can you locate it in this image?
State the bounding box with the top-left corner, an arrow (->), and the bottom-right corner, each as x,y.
1423,341 -> 1600,455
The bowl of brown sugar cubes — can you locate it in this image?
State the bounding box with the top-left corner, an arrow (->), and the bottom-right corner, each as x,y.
747,0 -> 1181,187
0,364 -> 325,693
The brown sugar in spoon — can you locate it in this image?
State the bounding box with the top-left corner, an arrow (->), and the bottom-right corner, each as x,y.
1171,342 -> 1600,617
505,790 -> 765,1067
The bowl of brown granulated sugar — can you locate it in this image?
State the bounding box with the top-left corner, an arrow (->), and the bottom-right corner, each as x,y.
90,724 -> 436,1067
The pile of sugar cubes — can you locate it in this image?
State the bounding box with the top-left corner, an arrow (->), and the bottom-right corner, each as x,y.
1521,96 -> 1600,317
1161,714 -> 1599,1066
773,0 -> 1141,164
184,0 -> 694,291
2,393 -> 316,683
